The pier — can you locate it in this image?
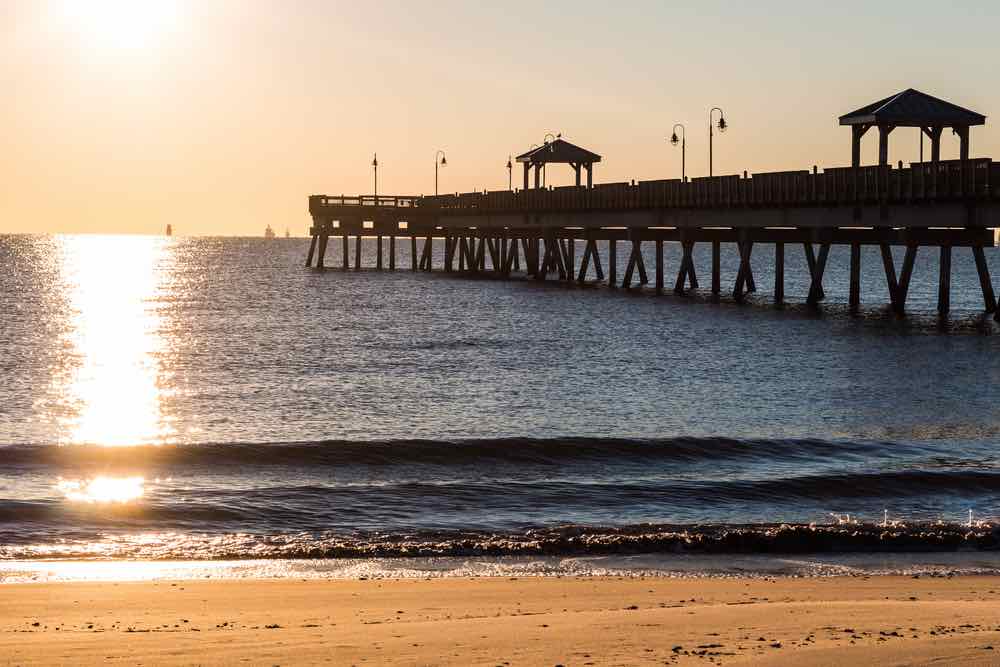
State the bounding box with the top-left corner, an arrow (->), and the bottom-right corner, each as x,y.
306,90 -> 1000,319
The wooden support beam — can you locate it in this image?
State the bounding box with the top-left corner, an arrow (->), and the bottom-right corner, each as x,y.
443,237 -> 453,272
420,236 -> 433,271
655,239 -> 664,294
342,234 -> 349,270
316,234 -> 329,269
774,242 -> 784,305
305,235 -> 318,267
566,238 -> 575,280
622,248 -> 635,288
806,243 -> 830,307
897,245 -> 917,312
376,235 -> 383,270
608,239 -> 617,288
634,240 -> 648,284
579,239 -> 593,283
879,243 -> 900,313
512,239 -> 521,272
537,238 -> 551,280
972,246 -> 997,312
486,237 -> 499,272
711,240 -> 721,297
956,126 -> 970,162
733,241 -> 754,303
803,244 -> 826,300
473,237 -> 484,272
687,244 -> 698,289
623,239 -> 645,288
849,242 -> 861,313
355,234 -> 362,270
554,238 -> 567,279
411,236 -> 418,271
673,244 -> 687,294
592,241 -> 604,281
389,236 -> 396,270
677,241 -> 698,292
502,236 -> 517,275
458,237 -> 467,271
539,237 -> 563,281
938,245 -> 951,317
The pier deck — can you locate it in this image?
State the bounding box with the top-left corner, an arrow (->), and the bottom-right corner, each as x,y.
306,158 -> 1000,318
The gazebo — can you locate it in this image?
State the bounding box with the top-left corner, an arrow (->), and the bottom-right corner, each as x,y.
838,88 -> 986,168
516,138 -> 601,190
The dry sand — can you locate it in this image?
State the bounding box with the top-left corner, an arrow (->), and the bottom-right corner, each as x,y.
3,575 -> 1000,665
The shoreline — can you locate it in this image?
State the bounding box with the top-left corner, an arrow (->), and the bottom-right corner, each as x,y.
4,575 -> 1000,665
4,551 -> 1000,584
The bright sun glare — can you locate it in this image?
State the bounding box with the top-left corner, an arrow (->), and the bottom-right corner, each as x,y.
54,235 -> 174,446
55,0 -> 180,51
57,476 -> 146,503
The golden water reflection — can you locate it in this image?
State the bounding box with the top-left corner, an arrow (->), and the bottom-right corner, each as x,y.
54,235 -> 175,445
57,475 -> 145,503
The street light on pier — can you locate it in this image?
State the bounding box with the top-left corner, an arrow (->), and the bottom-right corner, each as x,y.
435,150 -> 447,196
670,123 -> 686,182
709,107 -> 727,178
506,155 -> 513,190
542,132 -> 559,187
372,153 -> 378,203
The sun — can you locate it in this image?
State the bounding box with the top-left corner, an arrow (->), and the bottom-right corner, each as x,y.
55,0 -> 180,51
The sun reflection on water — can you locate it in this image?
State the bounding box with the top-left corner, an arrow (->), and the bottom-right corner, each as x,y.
57,475 -> 145,503
53,235 -> 175,446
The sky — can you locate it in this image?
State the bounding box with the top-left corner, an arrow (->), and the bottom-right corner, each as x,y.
2,0 -> 998,235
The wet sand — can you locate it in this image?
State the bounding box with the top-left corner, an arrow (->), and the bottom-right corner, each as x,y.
3,576 -> 1000,665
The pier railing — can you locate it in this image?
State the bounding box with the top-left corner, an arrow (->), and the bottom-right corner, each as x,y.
312,159 -> 997,215
312,195 -> 420,208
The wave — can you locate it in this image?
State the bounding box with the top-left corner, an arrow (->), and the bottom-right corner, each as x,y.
2,522 -> 1000,561
3,469 -> 999,534
0,437 -> 927,468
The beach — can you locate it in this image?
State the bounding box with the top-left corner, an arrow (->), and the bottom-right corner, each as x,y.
4,575 -> 1000,665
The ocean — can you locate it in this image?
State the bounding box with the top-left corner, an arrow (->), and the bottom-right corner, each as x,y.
2,233 -> 1000,580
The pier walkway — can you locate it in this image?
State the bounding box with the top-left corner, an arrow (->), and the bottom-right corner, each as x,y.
305,90 -> 1000,318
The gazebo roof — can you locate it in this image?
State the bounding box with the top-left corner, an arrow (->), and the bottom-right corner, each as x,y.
516,138 -> 602,165
839,88 -> 985,128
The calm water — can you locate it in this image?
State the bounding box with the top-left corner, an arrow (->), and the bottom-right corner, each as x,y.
2,234 -> 1000,570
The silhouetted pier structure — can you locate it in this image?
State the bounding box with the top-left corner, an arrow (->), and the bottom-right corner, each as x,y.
306,91 -> 999,318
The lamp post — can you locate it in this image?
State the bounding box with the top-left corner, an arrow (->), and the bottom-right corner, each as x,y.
506,155 -> 513,190
670,123 -> 686,181
709,107 -> 727,178
434,150 -> 447,196
542,133 -> 558,187
372,153 -> 378,202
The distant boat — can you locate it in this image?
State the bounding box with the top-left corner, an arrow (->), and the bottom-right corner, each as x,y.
165,224 -> 172,236
264,225 -> 276,239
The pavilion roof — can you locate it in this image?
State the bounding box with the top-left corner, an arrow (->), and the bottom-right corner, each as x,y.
515,138 -> 602,165
839,88 -> 985,128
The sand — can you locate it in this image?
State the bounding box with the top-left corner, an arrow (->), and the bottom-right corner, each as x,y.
2,575 -> 1000,665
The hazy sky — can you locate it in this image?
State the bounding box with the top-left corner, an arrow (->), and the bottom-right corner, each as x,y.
2,0 -> 998,235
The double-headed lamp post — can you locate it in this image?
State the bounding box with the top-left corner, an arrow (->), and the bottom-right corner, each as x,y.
372,153 -> 378,201
669,123 -> 686,181
709,107 -> 727,178
506,155 -> 513,190
434,150 -> 447,196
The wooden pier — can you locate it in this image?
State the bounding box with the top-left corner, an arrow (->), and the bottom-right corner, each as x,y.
306,90 -> 1000,319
